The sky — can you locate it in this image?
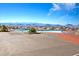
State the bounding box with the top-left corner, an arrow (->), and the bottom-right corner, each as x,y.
0,3 -> 78,25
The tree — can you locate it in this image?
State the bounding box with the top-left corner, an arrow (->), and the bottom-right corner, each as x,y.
28,27 -> 37,34
0,25 -> 9,32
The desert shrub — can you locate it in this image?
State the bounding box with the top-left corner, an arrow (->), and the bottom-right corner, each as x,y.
0,25 -> 9,32
28,27 -> 37,34
75,29 -> 79,35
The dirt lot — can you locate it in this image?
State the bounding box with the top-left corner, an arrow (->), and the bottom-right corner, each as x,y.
0,32 -> 79,56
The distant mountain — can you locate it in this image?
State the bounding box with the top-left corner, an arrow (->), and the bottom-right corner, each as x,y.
0,23 -> 62,26
0,23 -> 78,27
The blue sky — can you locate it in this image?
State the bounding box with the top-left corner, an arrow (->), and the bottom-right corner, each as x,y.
0,3 -> 78,25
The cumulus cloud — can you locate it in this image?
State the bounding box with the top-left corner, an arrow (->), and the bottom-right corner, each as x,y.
48,3 -> 76,16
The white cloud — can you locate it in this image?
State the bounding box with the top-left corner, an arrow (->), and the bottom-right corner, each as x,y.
63,3 -> 76,11
48,13 -> 51,16
48,3 -> 61,16
51,3 -> 61,11
48,3 -> 76,16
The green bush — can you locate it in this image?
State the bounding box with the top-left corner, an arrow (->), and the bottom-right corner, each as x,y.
0,25 -> 9,32
28,27 -> 37,34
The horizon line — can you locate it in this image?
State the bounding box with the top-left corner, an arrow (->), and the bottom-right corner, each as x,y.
0,22 -> 79,25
